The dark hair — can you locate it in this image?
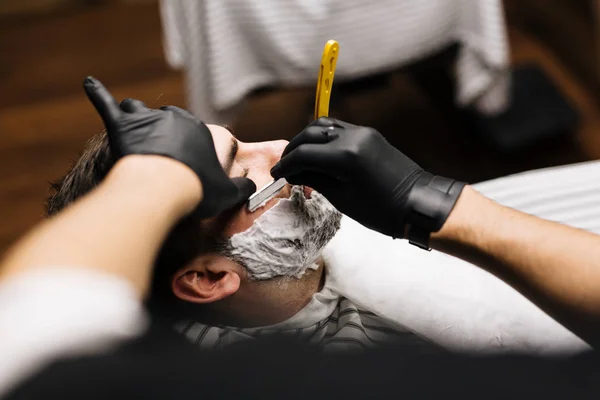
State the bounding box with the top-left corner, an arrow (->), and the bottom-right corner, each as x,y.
45,132 -> 224,311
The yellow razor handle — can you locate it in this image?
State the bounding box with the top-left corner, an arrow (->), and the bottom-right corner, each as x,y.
314,40 -> 339,119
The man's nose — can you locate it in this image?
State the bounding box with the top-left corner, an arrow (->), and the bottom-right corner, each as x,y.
238,139 -> 290,169
273,140 -> 289,160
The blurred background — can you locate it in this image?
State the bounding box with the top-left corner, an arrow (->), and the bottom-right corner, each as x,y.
0,0 -> 599,254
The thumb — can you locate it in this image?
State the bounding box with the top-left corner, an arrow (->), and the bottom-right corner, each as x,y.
120,98 -> 150,113
83,77 -> 122,126
230,177 -> 257,203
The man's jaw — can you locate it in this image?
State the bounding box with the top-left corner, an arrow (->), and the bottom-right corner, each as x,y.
224,183 -> 343,282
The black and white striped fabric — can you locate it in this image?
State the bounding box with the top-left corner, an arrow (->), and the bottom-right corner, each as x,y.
474,161 -> 600,234
175,290 -> 437,352
159,0 -> 510,124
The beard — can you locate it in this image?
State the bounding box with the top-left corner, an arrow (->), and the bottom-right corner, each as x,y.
221,185 -> 342,280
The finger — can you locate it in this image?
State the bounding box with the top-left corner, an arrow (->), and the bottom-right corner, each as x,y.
312,117 -> 359,134
282,125 -> 339,158
120,98 -> 149,113
160,105 -> 200,123
271,144 -> 348,179
200,177 -> 256,218
83,77 -> 122,124
312,117 -> 343,128
230,177 -> 257,202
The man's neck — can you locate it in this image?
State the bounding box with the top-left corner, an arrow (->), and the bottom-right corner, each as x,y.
202,259 -> 326,328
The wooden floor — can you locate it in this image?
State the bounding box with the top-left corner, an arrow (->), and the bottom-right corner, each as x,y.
1,1 -> 600,254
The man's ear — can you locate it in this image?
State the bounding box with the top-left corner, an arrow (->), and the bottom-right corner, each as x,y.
172,255 -> 241,304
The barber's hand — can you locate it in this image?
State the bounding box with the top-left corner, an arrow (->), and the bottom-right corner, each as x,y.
271,118 -> 464,240
83,77 -> 255,218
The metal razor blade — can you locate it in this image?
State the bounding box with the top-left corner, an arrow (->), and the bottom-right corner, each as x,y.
247,178 -> 287,212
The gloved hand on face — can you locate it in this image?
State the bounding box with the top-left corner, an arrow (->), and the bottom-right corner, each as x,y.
83,77 -> 256,218
271,117 -> 465,241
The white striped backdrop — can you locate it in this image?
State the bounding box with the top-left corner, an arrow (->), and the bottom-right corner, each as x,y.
160,0 -> 510,124
474,161 -> 600,233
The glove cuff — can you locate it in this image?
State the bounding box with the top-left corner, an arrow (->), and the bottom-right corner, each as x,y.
404,173 -> 466,250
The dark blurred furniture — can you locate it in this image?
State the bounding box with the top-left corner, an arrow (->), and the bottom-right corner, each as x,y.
464,64 -> 579,152
505,0 -> 600,103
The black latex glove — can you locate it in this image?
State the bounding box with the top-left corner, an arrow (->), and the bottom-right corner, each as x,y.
83,77 -> 255,218
271,118 -> 465,240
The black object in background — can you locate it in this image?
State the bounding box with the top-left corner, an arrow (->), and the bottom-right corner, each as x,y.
466,64 -> 579,152
6,320 -> 600,400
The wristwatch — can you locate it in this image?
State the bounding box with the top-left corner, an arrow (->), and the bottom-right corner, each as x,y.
405,173 -> 466,250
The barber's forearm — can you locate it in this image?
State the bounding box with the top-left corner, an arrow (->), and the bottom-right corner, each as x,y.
0,155 -> 202,298
431,186 -> 600,346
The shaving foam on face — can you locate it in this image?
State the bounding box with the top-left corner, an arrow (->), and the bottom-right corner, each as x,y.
224,186 -> 342,280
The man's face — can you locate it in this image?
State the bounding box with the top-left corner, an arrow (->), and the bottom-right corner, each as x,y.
171,124 -> 341,320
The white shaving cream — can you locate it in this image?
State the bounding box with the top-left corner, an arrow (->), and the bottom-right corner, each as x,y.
225,186 -> 342,280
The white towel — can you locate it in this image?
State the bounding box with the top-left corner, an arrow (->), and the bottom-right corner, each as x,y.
160,0 -> 510,124
322,162 -> 600,355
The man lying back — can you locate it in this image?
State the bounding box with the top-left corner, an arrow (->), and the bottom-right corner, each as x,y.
46,108 -> 435,351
